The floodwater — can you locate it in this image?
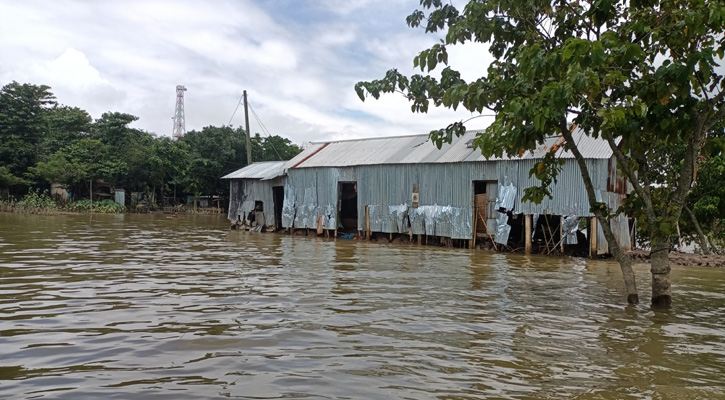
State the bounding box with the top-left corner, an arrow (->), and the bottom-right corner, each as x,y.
1,213 -> 724,400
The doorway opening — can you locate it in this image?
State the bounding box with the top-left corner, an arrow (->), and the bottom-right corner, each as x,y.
338,182 -> 358,231
273,186 -> 284,231
473,180 -> 498,236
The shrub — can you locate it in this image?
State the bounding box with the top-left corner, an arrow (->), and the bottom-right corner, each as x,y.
14,189 -> 59,213
65,199 -> 125,213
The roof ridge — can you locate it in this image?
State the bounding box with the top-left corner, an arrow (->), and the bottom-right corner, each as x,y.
309,133 -> 429,145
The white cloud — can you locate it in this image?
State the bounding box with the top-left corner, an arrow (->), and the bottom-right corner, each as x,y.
31,48 -> 109,88
0,0 -> 493,143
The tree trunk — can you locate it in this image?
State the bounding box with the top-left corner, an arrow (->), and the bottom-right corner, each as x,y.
649,236 -> 672,307
561,125 -> 639,303
685,206 -> 710,255
708,236 -> 719,255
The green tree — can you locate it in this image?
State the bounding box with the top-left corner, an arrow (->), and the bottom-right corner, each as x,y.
32,138 -> 116,197
251,133 -> 303,162
0,81 -> 56,194
37,106 -> 92,161
179,125 -> 246,197
682,134 -> 725,253
89,112 -> 154,189
356,0 -> 725,306
148,137 -> 191,205
0,165 -> 30,195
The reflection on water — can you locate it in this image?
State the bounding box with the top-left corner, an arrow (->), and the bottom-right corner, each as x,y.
1,212 -> 724,399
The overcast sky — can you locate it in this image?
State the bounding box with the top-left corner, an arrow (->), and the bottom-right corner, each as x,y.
0,0 -> 493,145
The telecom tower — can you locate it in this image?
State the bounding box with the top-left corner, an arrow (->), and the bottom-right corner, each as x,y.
172,85 -> 187,139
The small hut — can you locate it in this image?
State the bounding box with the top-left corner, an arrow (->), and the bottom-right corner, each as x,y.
222,161 -> 286,232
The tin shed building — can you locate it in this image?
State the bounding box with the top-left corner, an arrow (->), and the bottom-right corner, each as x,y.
225,129 -> 632,254
222,161 -> 286,231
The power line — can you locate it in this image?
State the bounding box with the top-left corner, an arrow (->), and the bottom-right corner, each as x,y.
227,94 -> 244,126
247,102 -> 283,161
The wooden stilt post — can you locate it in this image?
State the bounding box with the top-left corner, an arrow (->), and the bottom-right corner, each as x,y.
590,217 -> 598,258
525,214 -> 532,255
417,234 -> 422,246
365,205 -> 371,241
316,216 -> 324,235
560,215 -> 564,254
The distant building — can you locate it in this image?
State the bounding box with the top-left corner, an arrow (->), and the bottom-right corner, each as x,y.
223,129 -> 631,254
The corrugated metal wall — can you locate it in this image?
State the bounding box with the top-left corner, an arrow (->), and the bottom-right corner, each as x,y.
281,159 -> 630,247
511,159 -> 617,216
228,179 -> 280,228
282,168 -> 339,230
353,163 -> 497,239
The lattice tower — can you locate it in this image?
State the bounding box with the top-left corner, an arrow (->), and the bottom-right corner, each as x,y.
172,85 -> 187,139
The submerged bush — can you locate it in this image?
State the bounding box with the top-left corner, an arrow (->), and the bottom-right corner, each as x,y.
13,189 -> 59,213
1,190 -> 126,214
65,199 -> 126,213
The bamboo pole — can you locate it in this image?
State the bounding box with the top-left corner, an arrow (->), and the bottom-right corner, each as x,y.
525,214 -> 532,254
560,215 -> 564,253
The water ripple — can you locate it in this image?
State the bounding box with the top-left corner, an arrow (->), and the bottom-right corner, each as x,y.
1,213 -> 724,399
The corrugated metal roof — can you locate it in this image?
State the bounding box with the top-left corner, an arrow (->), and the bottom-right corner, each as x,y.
221,161 -> 286,180
292,128 -> 614,169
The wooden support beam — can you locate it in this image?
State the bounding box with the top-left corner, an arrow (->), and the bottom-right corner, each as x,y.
365,205 -> 371,241
525,214 -> 532,255
590,217 -> 598,258
417,234 -> 422,246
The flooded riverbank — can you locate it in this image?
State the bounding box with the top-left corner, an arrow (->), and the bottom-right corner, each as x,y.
1,213 -> 724,399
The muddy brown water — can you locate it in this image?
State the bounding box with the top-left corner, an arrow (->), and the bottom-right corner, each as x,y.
1,213 -> 724,399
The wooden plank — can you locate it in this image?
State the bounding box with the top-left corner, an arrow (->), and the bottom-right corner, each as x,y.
317,216 -> 324,235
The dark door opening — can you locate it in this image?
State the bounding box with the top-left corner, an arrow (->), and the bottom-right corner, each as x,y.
473,180 -> 498,236
338,182 -> 358,231
273,186 -> 284,231
473,180 -> 488,236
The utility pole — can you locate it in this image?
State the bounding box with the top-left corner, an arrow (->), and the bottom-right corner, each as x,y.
243,90 -> 252,165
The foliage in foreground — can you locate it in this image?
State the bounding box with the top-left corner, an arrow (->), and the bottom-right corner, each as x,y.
355,0 -> 725,305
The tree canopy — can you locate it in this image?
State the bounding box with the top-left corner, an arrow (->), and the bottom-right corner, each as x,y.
0,81 -> 302,206
356,0 -> 725,306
